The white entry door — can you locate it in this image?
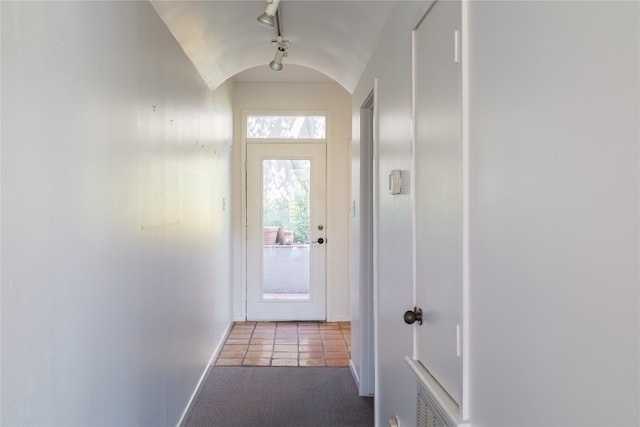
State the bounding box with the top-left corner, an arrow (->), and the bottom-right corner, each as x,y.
246,143 -> 327,321
413,0 -> 463,405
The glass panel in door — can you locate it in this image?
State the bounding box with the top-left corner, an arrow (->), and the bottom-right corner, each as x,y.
262,159 -> 311,300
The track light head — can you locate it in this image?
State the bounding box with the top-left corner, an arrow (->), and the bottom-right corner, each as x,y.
257,0 -> 280,29
269,61 -> 283,71
270,45 -> 286,71
257,12 -> 274,28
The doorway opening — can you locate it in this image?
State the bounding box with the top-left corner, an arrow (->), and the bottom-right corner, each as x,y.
357,90 -> 376,396
244,113 -> 328,321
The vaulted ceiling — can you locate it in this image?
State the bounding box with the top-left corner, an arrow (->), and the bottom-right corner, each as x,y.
151,1 -> 398,93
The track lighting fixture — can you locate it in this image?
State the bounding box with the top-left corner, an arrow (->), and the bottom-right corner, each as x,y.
257,0 -> 280,29
270,36 -> 289,71
257,2 -> 288,71
270,46 -> 285,71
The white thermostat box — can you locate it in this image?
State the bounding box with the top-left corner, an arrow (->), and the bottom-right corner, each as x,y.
389,170 -> 402,194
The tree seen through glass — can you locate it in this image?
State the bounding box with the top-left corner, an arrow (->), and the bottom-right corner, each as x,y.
248,115 -> 326,139
263,159 -> 310,244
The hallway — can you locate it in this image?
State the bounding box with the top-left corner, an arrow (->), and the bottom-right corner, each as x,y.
2,1 -> 639,426
216,322 -> 351,367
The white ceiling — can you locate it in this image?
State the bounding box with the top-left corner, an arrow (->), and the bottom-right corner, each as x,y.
150,1 -> 397,93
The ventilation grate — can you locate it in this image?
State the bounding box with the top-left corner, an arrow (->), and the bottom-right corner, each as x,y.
417,380 -> 454,427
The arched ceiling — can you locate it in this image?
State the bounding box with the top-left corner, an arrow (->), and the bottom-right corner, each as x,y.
150,1 -> 397,93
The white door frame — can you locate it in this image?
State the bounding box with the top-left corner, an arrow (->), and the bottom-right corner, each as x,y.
358,88 -> 376,396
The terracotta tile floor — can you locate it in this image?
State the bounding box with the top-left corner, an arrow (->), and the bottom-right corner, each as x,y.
215,321 -> 351,367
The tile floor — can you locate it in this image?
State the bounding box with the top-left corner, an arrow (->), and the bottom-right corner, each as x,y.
215,321 -> 351,367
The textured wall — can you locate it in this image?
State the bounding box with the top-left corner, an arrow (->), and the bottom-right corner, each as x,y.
1,2 -> 233,425
352,2 -> 429,425
467,2 -> 639,425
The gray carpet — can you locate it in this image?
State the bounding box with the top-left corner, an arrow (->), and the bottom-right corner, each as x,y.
183,367 -> 374,427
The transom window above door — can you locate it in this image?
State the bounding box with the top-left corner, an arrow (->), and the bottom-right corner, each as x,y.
246,114 -> 326,140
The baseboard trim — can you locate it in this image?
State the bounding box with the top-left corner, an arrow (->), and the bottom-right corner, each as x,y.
175,320 -> 234,427
349,359 -> 360,388
327,314 -> 351,322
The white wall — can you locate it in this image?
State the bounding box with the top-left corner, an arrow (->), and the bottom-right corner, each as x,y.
232,82 -> 352,322
1,2 -> 233,426
467,2 -> 639,426
352,2 -> 429,426
353,1 -> 639,427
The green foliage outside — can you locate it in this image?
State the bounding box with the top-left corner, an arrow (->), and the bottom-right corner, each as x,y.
263,159 -> 310,243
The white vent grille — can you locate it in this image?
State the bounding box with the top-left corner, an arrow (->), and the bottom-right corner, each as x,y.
407,357 -> 465,427
417,381 -> 454,427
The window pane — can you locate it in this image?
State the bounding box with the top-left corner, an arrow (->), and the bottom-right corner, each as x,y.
262,159 -> 311,300
247,115 -> 326,139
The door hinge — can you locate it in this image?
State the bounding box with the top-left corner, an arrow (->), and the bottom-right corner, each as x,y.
456,324 -> 461,357
454,30 -> 460,63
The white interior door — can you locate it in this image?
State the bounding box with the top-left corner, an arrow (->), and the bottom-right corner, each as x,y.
413,0 -> 463,404
246,143 -> 327,321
